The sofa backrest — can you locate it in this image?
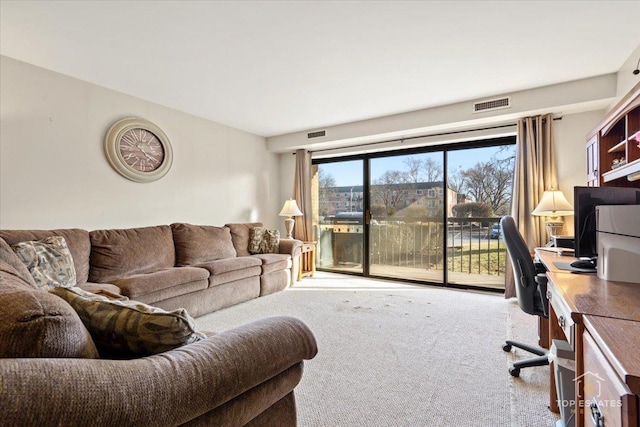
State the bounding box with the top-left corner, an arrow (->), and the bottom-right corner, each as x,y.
170,223 -> 237,266
0,237 -> 37,288
0,229 -> 91,284
89,225 -> 175,283
224,223 -> 263,257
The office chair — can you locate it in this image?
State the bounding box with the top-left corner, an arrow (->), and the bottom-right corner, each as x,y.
500,215 -> 550,377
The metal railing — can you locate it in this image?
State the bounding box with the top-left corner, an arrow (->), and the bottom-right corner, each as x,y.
317,216 -> 506,277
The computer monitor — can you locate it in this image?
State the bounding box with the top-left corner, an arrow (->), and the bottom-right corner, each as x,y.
574,186 -> 640,258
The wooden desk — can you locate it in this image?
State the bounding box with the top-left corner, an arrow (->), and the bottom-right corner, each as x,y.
537,248 -> 640,427
298,241 -> 316,280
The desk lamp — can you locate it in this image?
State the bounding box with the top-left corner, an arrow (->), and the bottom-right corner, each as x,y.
279,199 -> 303,239
531,190 -> 574,242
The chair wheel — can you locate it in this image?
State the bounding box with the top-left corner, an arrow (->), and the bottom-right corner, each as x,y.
502,343 -> 512,352
509,367 -> 520,377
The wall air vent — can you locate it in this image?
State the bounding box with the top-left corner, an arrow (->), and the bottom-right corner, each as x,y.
473,97 -> 511,113
307,130 -> 326,139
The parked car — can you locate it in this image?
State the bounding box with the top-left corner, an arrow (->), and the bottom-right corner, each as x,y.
489,224 -> 502,239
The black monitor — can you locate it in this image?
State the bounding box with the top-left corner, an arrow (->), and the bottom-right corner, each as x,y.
574,186 -> 640,258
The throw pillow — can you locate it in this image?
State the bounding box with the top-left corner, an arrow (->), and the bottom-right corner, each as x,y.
249,227 -> 280,254
50,286 -> 207,357
12,236 -> 77,290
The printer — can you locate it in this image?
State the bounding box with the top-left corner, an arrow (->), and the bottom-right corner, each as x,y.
596,205 -> 640,284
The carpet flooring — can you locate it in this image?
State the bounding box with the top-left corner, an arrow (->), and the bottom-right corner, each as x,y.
195,272 -> 560,426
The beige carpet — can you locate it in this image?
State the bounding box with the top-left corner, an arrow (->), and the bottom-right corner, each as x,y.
195,272 -> 559,426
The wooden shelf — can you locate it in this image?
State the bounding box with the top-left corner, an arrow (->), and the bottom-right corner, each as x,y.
602,157 -> 640,182
587,81 -> 640,188
607,140 -> 626,153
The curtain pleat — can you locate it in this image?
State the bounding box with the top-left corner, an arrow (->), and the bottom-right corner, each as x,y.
293,149 -> 313,242
505,115 -> 558,298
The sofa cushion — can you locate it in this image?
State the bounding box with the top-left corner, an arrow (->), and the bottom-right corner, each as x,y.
0,237 -> 37,288
196,256 -> 262,276
50,286 -> 207,357
89,225 -> 175,283
171,223 -> 237,266
249,227 -> 280,254
0,261 -> 99,359
110,267 -> 209,301
0,229 -> 91,284
225,222 -> 263,257
12,236 -> 77,290
251,253 -> 292,275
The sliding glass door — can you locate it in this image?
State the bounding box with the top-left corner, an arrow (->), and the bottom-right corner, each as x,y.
369,152 -> 445,283
445,145 -> 515,289
311,137 -> 515,291
313,160 -> 364,274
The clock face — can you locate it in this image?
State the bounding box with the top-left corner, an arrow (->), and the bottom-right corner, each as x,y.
118,128 -> 165,172
105,117 -> 173,183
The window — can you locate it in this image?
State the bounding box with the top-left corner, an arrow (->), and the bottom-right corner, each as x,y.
428,189 -> 436,198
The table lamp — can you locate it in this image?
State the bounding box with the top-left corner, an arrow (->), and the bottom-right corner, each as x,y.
279,199 -> 303,239
531,190 -> 574,241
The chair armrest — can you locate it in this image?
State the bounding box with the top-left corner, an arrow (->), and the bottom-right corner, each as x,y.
533,261 -> 547,274
0,316 -> 317,427
535,273 -> 549,318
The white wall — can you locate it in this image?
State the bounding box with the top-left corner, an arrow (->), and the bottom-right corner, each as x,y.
0,56 -> 281,231
553,109 -> 605,234
616,43 -> 640,99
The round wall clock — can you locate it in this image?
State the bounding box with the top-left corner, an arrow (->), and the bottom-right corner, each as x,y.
104,117 -> 173,183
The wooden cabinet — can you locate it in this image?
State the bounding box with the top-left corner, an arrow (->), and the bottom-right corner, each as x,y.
587,81 -> 640,187
582,316 -> 640,427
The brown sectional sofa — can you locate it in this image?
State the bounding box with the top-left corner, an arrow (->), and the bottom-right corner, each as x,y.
0,222 -> 316,426
0,222 -> 303,317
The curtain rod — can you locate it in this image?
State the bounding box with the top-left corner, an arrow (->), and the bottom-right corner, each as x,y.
292,117 -> 562,155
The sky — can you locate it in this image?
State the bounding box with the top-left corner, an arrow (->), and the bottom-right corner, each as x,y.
319,144 -> 515,187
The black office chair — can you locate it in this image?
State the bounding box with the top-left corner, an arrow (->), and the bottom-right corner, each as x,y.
500,215 -> 550,377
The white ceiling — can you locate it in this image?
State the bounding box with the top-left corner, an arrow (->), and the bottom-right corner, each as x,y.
1,1 -> 639,138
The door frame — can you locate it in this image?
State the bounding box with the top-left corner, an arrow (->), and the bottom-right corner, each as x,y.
312,135 -> 515,291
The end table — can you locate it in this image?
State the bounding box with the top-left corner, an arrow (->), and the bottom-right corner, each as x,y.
298,241 -> 316,280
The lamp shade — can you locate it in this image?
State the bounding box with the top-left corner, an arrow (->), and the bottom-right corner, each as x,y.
279,199 -> 303,217
531,190 -> 574,217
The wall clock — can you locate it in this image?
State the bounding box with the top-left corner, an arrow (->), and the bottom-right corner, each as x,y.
104,117 -> 173,183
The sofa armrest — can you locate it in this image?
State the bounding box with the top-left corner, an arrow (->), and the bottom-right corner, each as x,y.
278,238 -> 303,258
1,316 -> 317,427
279,239 -> 304,282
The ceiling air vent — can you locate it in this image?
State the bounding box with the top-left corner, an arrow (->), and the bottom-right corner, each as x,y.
473,97 -> 511,113
307,130 -> 326,139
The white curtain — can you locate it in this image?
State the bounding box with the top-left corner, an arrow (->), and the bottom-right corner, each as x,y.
505,114 -> 558,298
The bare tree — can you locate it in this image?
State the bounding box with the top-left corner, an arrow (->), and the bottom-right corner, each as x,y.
458,154 -> 514,215
372,171 -> 407,215
403,158 -> 422,183
318,169 -> 336,216
422,157 -> 443,182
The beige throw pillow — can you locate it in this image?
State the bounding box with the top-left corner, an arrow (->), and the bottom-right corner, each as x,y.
50,287 -> 206,357
12,236 -> 77,290
249,227 -> 280,254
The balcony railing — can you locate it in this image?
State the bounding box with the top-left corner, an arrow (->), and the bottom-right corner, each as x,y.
316,216 -> 506,288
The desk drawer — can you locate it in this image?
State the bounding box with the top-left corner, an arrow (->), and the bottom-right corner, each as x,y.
548,288 -> 575,346
583,332 -> 638,427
